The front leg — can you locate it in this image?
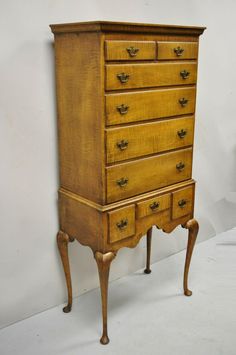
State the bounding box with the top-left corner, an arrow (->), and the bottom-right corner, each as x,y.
144,227 -> 152,274
182,219 -> 199,296
57,231 -> 75,313
94,251 -> 116,345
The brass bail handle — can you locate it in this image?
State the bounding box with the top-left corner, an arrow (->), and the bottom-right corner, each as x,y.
174,46 -> 184,56
178,199 -> 187,208
176,162 -> 185,171
149,201 -> 160,210
117,104 -> 129,115
117,72 -> 130,83
116,219 -> 128,230
177,129 -> 187,139
179,98 -> 188,107
180,70 -> 190,79
117,140 -> 129,150
116,177 -> 129,187
126,46 -> 139,57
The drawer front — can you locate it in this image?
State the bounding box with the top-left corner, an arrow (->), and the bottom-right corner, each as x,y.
106,62 -> 197,91
106,148 -> 192,203
106,87 -> 196,126
157,42 -> 198,60
108,205 -> 135,243
137,193 -> 171,218
106,116 -> 194,163
172,186 -> 194,219
105,40 -> 156,61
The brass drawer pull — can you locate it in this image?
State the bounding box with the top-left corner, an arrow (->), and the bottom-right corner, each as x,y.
174,46 -> 184,56
116,177 -> 129,187
177,129 -> 187,139
117,140 -> 129,150
126,46 -> 139,57
176,162 -> 185,171
149,201 -> 160,211
178,199 -> 187,208
117,72 -> 130,83
117,104 -> 129,115
180,70 -> 190,79
179,98 -> 188,107
116,218 -> 128,230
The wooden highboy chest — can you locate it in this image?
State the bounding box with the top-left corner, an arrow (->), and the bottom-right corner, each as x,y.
50,21 -> 205,344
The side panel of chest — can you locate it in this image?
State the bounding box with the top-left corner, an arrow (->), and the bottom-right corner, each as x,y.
54,32 -> 106,204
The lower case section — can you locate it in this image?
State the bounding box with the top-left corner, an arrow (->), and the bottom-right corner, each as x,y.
58,179 -> 195,252
57,180 -> 199,344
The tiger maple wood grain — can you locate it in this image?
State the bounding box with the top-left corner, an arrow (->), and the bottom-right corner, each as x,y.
106,87 -> 196,125
106,62 -> 197,90
106,116 -> 195,163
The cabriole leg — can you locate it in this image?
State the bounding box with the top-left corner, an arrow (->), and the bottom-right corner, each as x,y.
182,219 -> 199,296
144,227 -> 152,274
94,251 -> 116,345
57,231 -> 75,313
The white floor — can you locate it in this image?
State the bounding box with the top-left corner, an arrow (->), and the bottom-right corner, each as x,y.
1,229 -> 236,355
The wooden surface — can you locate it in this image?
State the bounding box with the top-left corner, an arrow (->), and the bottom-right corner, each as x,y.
94,251 -> 116,344
58,190 -> 104,252
106,211 -> 193,252
106,148 -> 193,203
54,32 -> 105,204
137,193 -> 171,218
144,228 -> 152,274
51,20 -> 205,345
106,116 -> 194,163
106,62 -> 197,90
57,231 -> 75,313
106,87 -> 196,125
105,40 -> 156,61
182,219 -> 199,296
50,20 -> 206,36
59,179 -> 196,212
157,41 -> 198,60
108,205 -> 135,243
58,180 -> 195,252
172,185 -> 194,219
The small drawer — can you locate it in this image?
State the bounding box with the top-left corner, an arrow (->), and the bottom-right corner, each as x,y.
157,42 -> 198,60
137,193 -> 171,218
172,186 -> 194,219
108,205 -> 135,243
106,62 -> 197,91
105,40 -> 156,61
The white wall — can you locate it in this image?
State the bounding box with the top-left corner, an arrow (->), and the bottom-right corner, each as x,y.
1,0 -> 236,329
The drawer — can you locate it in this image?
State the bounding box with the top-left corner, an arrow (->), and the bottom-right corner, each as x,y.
106,62 -> 197,91
105,40 -> 156,61
137,193 -> 171,218
157,41 -> 198,60
172,186 -> 194,219
106,87 -> 196,126
106,116 -> 194,163
108,205 -> 135,243
106,148 -> 192,203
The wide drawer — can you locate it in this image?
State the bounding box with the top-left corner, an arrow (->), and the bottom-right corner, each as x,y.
172,186 -> 194,219
106,148 -> 192,203
106,87 -> 196,126
137,193 -> 171,218
105,40 -> 156,61
106,62 -> 197,91
108,205 -> 135,243
106,116 -> 194,163
157,42 -> 198,60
